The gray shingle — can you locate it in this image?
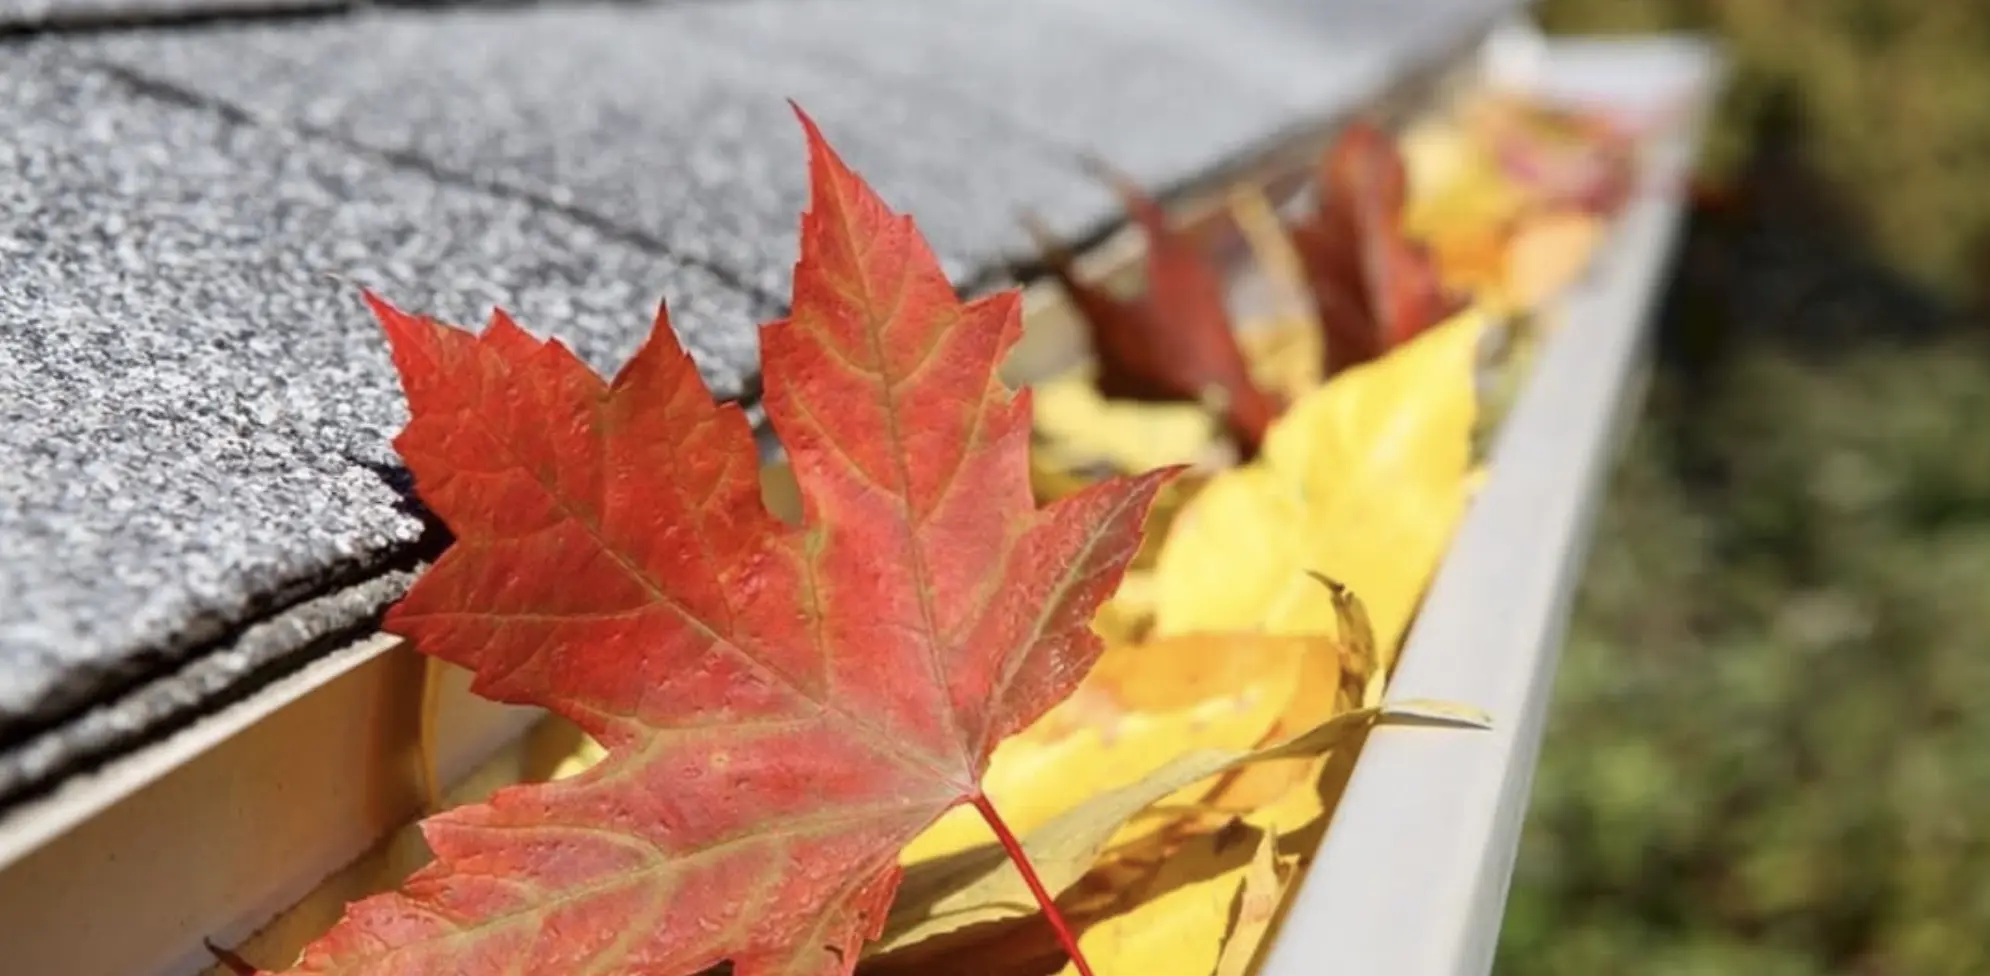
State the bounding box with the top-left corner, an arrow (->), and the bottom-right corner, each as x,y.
668,0 -> 1379,195
0,0 -> 337,30
668,0 -> 1521,205
0,53 -> 765,774
70,0 -> 1523,293
74,3 -> 1123,298
1076,0 -> 1524,102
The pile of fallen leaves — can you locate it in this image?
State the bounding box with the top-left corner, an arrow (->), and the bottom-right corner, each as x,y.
217,91 -> 1642,976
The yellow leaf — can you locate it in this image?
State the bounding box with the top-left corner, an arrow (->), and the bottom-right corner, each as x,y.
1056,827 -> 1262,976
1401,119 -> 1528,246
1201,578 -> 1376,816
1239,752 -> 1334,837
1031,368 -> 1227,475
1030,450 -> 1101,503
897,631 -> 1322,876
1153,310 -> 1487,668
1149,465 -> 1311,636
1214,827 -> 1288,976
873,700 -> 1486,955
1036,458 -> 1212,639
1238,313 -> 1325,406
1133,474 -> 1212,570
1259,308 -> 1485,518
1088,571 -> 1157,646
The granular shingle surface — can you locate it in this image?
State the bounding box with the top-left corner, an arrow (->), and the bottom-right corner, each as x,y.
1,0 -> 1524,805
0,51 -> 765,795
78,4 -> 1120,298
0,0 -> 336,30
666,0 -> 1410,192
73,0 -> 1520,296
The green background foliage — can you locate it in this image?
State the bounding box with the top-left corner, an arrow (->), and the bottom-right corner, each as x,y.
1541,0 -> 1990,292
1500,2 -> 1990,973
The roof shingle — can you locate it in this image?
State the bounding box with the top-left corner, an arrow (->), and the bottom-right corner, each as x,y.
0,51 -> 764,796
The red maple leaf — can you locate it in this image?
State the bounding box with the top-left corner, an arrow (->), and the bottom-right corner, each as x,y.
1289,122 -> 1463,378
279,108 -> 1175,976
1024,164 -> 1280,458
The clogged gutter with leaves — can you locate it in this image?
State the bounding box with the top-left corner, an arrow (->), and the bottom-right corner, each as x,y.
209,87 -> 1652,976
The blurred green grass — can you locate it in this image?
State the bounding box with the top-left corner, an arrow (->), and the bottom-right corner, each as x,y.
1541,0 -> 1990,292
1499,3 -> 1990,974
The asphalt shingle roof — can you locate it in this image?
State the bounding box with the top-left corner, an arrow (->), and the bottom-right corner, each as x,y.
0,0 -> 1521,807
0,0 -> 333,31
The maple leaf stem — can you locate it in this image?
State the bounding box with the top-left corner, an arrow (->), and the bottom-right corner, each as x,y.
969,793 -> 1097,976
